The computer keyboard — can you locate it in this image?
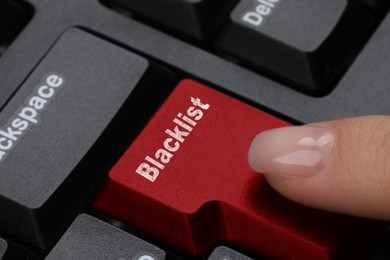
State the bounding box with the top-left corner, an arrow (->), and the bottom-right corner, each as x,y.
0,0 -> 389,259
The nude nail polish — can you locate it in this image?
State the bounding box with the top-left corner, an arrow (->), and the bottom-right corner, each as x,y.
248,126 -> 335,177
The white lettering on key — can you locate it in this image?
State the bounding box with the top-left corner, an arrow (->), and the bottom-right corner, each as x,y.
0,73 -> 64,162
242,0 -> 281,27
135,97 -> 210,182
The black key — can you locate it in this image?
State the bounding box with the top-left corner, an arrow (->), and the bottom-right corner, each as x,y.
103,0 -> 237,40
0,0 -> 28,51
356,0 -> 390,9
208,246 -> 254,260
0,239 -> 6,259
45,214 -> 166,260
217,0 -> 375,95
330,11 -> 390,118
0,28 -> 175,249
0,237 -> 39,260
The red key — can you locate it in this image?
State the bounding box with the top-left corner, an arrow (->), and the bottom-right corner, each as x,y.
94,80 -> 385,259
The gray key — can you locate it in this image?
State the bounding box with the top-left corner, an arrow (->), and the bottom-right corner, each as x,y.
46,214 -> 165,260
0,28 -> 174,249
208,246 -> 254,260
217,0 -> 374,95
104,0 -> 237,40
0,239 -> 6,259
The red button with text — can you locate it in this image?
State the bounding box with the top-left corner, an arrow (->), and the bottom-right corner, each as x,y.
94,80 -> 385,259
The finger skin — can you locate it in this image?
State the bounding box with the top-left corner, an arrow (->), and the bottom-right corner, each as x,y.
251,116 -> 390,220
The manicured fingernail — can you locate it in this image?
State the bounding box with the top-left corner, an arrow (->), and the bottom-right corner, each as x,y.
248,126 -> 335,177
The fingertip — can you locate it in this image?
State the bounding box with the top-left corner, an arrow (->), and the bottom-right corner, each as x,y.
248,126 -> 335,177
248,117 -> 390,219
248,132 -> 267,174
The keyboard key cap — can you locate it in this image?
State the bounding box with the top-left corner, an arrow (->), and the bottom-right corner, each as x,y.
103,0 -> 237,40
217,0 -> 375,95
0,28 -> 175,249
331,12 -> 390,117
0,0 -> 28,53
45,214 -> 166,260
208,246 -> 253,260
94,80 -> 386,259
356,0 -> 390,9
0,237 -> 39,260
0,239 -> 6,259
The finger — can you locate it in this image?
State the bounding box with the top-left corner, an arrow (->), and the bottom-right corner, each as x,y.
248,116 -> 390,220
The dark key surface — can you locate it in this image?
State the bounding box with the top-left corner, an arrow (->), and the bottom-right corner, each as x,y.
0,27 -> 171,249
92,0 -> 390,123
0,0 -> 28,51
45,214 -> 166,260
357,0 -> 390,9
217,0 -> 374,95
0,237 -> 39,260
103,0 -> 237,40
208,246 -> 253,260
0,239 -> 6,259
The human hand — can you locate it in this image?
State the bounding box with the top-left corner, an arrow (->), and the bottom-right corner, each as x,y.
248,116 -> 390,220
